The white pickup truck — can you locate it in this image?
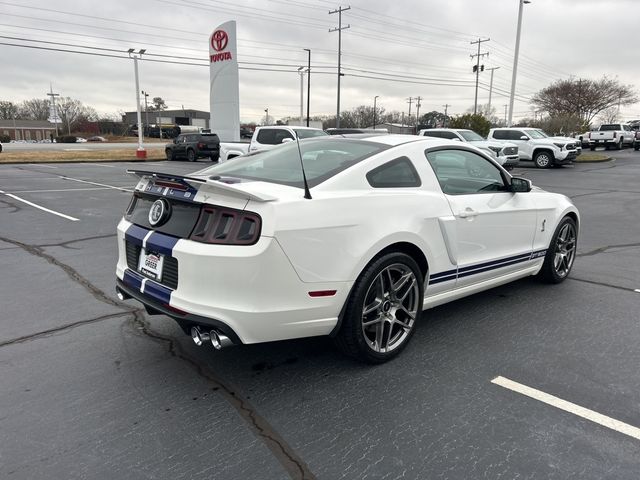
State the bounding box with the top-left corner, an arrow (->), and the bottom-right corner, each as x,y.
588,123 -> 635,151
487,127 -> 580,168
219,125 -> 327,162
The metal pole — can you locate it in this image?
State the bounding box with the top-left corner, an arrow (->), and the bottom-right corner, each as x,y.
508,0 -> 529,127
373,95 -> 379,129
133,56 -> 144,153
487,67 -> 500,115
298,67 -> 304,125
304,48 -> 311,127
47,84 -> 60,137
329,6 -> 350,129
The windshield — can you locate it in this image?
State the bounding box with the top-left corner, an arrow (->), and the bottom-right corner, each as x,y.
525,129 -> 548,139
194,138 -> 387,188
294,129 -> 329,139
458,130 -> 485,142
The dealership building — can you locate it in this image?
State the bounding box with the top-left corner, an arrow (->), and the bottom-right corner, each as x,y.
122,109 -> 210,130
0,119 -> 58,141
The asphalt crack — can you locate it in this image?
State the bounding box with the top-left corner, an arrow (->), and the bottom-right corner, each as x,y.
0,311 -> 134,348
129,312 -> 317,480
578,242 -> 640,257
36,233 -> 117,249
569,276 -> 638,293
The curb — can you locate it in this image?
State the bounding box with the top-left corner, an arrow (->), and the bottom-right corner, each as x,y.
0,157 -> 163,165
574,156 -> 613,164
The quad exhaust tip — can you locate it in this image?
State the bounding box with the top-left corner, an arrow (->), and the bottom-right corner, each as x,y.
191,326 -> 233,350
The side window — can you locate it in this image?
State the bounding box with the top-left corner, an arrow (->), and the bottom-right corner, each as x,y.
179,135 -> 187,144
421,131 -> 442,138
623,125 -> 630,131
256,129 -> 277,145
441,132 -> 458,140
367,157 -> 421,188
492,130 -> 507,140
274,129 -> 294,143
508,130 -> 525,141
425,149 -> 507,195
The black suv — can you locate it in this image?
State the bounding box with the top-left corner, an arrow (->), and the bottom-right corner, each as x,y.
165,133 -> 220,162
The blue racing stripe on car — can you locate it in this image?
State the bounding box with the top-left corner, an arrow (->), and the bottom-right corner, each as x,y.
428,274 -> 457,285
123,269 -> 144,291
458,252 -> 532,274
143,280 -> 172,304
457,256 -> 532,279
125,224 -> 149,246
530,249 -> 547,259
146,232 -> 179,257
429,268 -> 458,280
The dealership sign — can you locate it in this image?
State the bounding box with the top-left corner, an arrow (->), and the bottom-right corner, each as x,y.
209,21 -> 240,141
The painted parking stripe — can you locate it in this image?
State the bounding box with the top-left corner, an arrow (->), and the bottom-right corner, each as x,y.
492,376 -> 640,441
11,187 -> 111,194
58,175 -> 134,192
0,188 -> 79,221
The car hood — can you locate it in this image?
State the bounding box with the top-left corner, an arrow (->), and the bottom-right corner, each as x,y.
469,140 -> 518,150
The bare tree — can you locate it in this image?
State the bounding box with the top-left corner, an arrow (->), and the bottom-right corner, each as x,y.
597,106 -> 619,125
19,98 -> 50,120
0,100 -> 19,120
531,76 -> 637,124
56,97 -> 98,134
148,97 -> 167,112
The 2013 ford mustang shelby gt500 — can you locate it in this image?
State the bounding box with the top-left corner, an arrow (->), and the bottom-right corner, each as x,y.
115,135 -> 579,363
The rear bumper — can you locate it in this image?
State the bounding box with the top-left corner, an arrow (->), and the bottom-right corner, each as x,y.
116,218 -> 350,344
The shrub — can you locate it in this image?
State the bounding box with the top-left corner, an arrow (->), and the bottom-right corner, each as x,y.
448,114 -> 492,137
0,134 -> 10,143
55,135 -> 77,143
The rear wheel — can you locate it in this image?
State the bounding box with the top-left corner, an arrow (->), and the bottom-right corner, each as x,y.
538,217 -> 577,284
533,150 -> 553,168
590,145 -> 596,151
165,149 -> 174,161
634,143 -> 639,151
616,139 -> 623,150
335,252 -> 423,363
187,149 -> 196,162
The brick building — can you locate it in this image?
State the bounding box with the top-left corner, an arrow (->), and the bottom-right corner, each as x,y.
0,119 -> 58,141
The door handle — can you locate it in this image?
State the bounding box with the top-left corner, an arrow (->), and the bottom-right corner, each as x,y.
458,208 -> 477,219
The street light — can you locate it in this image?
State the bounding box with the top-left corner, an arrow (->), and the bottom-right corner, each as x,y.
373,95 -> 380,129
141,90 -> 149,138
303,48 -> 311,127
297,66 -> 305,125
507,0 -> 530,127
264,108 -> 269,126
128,48 -> 147,158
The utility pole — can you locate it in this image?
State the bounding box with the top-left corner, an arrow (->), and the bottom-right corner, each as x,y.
373,95 -> 379,129
303,48 -> 311,127
47,83 -> 60,137
297,67 -> 305,125
127,48 -> 146,158
141,90 -> 149,137
486,67 -> 500,117
415,96 -> 422,126
442,104 -> 450,127
407,97 -> 414,125
504,104 -> 508,125
508,0 -> 531,127
470,37 -> 490,115
264,108 -> 269,126
329,5 -> 350,128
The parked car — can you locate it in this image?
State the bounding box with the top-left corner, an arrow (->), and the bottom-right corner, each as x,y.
116,135 -> 580,363
86,136 -> 107,142
488,127 -> 579,168
634,130 -> 640,151
248,126 -> 328,153
165,133 -> 220,162
418,128 -> 519,170
0,140 -> 3,153
588,123 -> 635,150
76,137 -> 87,143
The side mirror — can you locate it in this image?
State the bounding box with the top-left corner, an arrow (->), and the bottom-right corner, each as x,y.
281,138 -> 294,144
510,177 -> 532,192
173,138 -> 178,144
520,135 -> 529,141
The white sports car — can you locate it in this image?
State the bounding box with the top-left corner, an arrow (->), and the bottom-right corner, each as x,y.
116,135 -> 579,363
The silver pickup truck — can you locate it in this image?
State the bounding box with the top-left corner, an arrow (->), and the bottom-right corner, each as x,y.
589,123 -> 635,150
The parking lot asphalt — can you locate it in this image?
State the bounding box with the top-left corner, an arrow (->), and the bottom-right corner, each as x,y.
1,153 -> 639,479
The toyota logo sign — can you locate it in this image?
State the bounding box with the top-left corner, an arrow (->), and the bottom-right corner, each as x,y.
211,30 -> 229,52
149,199 -> 170,227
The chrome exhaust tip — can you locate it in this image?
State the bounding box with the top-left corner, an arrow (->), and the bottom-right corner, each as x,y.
210,330 -> 233,350
190,327 -> 210,346
116,291 -> 125,301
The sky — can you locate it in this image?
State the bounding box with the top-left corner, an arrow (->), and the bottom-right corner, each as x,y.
1,0 -> 639,125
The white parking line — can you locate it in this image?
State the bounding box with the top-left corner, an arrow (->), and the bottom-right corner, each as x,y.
27,164 -> 58,169
0,189 -> 80,221
11,187 -> 111,194
58,175 -> 134,192
492,376 -> 640,441
634,289 -> 640,294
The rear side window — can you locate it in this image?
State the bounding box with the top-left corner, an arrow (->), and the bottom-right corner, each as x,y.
256,128 -> 294,145
421,131 -> 444,138
367,157 -> 421,188
491,130 -> 508,140
507,130 -> 525,140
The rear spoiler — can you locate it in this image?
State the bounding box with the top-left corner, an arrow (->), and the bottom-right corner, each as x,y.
127,170 -> 276,202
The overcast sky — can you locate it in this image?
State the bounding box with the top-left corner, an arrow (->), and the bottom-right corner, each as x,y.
1,0 -> 638,124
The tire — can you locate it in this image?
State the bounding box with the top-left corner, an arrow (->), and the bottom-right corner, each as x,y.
165,149 -> 174,161
616,139 -> 623,150
533,150 -> 553,169
537,216 -> 578,284
210,155 -> 219,162
590,145 -> 596,151
634,144 -> 639,151
334,252 -> 424,363
187,149 -> 196,162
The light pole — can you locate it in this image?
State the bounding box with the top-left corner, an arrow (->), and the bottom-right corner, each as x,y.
297,66 -> 305,125
373,95 -> 379,129
508,0 -> 530,127
141,90 -> 149,137
303,48 -> 311,127
128,48 -> 146,158
264,108 -> 269,126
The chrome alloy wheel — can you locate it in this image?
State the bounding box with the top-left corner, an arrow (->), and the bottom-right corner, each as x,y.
553,222 -> 576,278
360,263 -> 420,353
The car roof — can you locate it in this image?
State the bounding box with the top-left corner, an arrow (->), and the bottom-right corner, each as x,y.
318,134 -> 473,149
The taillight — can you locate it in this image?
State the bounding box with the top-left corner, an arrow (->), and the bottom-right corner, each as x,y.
198,142 -> 206,149
190,205 -> 261,245
613,131 -> 617,138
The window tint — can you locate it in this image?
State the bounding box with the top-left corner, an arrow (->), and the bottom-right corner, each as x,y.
294,129 -> 329,139
421,131 -> 444,138
256,128 -> 294,145
197,139 -> 388,188
507,130 -> 526,140
367,157 -> 421,188
425,149 -> 507,195
492,130 -> 508,140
